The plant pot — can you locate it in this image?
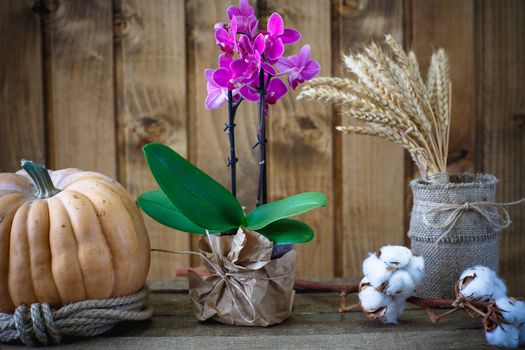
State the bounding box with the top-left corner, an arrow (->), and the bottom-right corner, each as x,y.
271,243 -> 294,259
408,173 -> 500,299
188,228 -> 296,326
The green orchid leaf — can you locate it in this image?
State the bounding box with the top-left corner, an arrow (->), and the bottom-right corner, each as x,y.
256,219 -> 314,244
246,192 -> 327,230
138,190 -> 215,234
143,143 -> 245,231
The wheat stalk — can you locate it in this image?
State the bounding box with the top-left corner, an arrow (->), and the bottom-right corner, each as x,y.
298,35 -> 452,179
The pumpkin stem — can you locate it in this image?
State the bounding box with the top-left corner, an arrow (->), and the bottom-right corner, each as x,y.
21,159 -> 60,198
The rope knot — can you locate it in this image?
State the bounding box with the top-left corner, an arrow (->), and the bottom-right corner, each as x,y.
1,288 -> 152,346
11,303 -> 60,346
14,304 -> 34,346
415,198 -> 525,244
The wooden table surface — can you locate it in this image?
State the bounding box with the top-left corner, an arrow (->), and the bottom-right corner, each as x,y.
2,281 -> 496,350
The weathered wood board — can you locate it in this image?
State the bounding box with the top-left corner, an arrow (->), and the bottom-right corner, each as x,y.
333,0 -> 406,278
114,0 -> 190,280
0,1 -> 45,170
44,0 -> 116,177
1,282 -> 488,349
476,0 -> 525,295
265,0 -> 335,278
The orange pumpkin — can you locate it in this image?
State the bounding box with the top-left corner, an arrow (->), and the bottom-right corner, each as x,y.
0,160 -> 150,313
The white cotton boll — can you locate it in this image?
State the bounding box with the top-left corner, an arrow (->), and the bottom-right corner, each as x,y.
378,245 -> 412,268
405,255 -> 425,286
459,265 -> 496,282
381,299 -> 406,324
385,270 -> 416,299
496,297 -> 525,324
359,284 -> 392,311
362,253 -> 392,288
382,304 -> 398,324
485,324 -> 520,349
393,296 -> 407,316
493,276 -> 509,299
519,324 -> 525,346
458,265 -> 500,301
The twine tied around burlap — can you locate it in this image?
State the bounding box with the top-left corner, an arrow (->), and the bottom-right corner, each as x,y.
417,199 -> 525,244
0,288 -> 152,346
153,230 -> 293,324
410,174 -> 507,298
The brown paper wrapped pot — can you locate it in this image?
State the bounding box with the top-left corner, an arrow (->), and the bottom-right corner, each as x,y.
188,228 -> 296,327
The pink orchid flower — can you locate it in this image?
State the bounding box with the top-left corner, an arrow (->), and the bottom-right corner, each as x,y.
214,16 -> 238,56
212,56 -> 257,92
265,78 -> 288,104
205,69 -> 240,110
239,76 -> 288,105
238,34 -> 265,74
275,44 -> 320,89
262,13 -> 301,62
226,0 -> 258,37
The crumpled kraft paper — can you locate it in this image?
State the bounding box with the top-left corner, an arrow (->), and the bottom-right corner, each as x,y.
188,228 -> 297,327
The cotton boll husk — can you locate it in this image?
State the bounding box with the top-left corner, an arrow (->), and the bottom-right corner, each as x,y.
378,245 -> 412,268
495,297 -> 525,324
458,275 -> 493,300
485,324 -> 520,349
405,255 -> 425,286
458,265 -> 503,301
364,306 -> 388,323
385,270 -> 416,298
359,276 -> 370,289
362,253 -> 392,288
359,284 -> 392,311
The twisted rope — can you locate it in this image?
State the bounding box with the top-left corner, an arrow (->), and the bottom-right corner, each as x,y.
416,199 -> 525,244
0,288 -> 152,346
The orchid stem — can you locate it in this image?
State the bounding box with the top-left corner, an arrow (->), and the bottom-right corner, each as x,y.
227,90 -> 238,197
256,69 -> 268,207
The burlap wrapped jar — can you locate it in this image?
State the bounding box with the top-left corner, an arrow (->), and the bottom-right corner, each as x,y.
408,173 -> 501,299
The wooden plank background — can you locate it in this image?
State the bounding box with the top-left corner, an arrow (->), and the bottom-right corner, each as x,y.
0,0 -> 523,294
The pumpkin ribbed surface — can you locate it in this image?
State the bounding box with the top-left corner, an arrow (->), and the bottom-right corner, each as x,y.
0,167 -> 150,313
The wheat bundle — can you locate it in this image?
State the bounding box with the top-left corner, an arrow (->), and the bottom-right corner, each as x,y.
298,35 -> 451,181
